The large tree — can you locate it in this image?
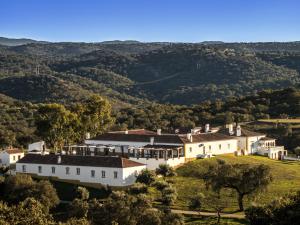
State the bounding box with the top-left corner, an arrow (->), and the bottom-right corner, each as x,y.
3,174 -> 59,211
74,95 -> 114,140
35,103 -> 79,150
203,159 -> 272,211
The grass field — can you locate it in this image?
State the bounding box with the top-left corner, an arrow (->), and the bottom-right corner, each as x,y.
170,154 -> 300,212
258,119 -> 300,123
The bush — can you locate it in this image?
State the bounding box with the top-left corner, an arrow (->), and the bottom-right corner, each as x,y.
136,169 -> 156,185
128,182 -> 148,195
156,164 -> 176,177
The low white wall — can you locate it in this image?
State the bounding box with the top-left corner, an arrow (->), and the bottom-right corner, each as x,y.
16,163 -> 145,186
129,157 -> 185,170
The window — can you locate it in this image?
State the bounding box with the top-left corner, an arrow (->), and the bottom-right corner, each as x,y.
76,168 -> 80,175
38,166 -> 42,173
189,147 -> 192,153
13,156 -> 16,161
91,170 -> 95,178
219,144 -> 222,150
203,146 -> 206,154
228,144 -> 230,150
18,155 -> 21,160
101,170 -> 106,178
209,145 -> 211,151
51,167 -> 55,174
22,165 -> 26,172
66,167 -> 70,175
114,171 -> 118,179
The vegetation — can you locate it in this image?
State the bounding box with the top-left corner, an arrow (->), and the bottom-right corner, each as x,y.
171,155 -> 300,212
35,95 -> 113,149
202,159 -> 272,211
245,191 -> 300,225
1,41 -> 300,105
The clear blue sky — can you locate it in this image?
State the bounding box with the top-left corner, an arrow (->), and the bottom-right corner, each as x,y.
0,0 -> 299,42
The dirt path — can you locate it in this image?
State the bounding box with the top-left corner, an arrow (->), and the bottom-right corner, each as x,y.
171,209 -> 245,219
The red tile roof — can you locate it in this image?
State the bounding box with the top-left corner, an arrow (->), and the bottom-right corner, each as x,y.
4,149 -> 23,154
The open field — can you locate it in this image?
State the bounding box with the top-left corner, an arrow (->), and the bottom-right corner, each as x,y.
258,119 -> 300,123
170,154 -> 300,212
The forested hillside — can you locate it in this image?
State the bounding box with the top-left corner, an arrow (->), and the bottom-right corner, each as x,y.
1,40 -> 299,105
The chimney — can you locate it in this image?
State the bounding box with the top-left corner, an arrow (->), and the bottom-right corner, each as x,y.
157,129 -> 161,135
85,132 -> 91,139
205,124 -> 210,133
150,137 -> 154,145
236,125 -> 241,137
124,130 -> 128,134
186,133 -> 193,142
57,155 -> 61,164
228,124 -> 234,135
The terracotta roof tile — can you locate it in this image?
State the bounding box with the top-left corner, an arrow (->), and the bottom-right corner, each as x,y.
4,149 -> 23,154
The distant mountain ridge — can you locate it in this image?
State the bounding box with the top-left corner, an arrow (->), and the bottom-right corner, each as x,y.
0,37 -> 300,105
0,37 -> 47,46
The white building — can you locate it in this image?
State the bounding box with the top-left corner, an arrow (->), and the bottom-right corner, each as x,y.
82,129 -> 238,169
0,148 -> 24,167
220,124 -> 287,160
28,141 -> 49,154
16,154 -> 146,187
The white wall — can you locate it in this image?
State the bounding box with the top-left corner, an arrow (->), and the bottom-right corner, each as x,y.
16,163 -> 145,187
129,157 -> 185,170
0,152 -> 24,166
236,135 -> 266,155
185,139 -> 238,158
28,141 -> 45,152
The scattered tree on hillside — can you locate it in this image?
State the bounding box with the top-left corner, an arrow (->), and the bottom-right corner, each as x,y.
203,159 -> 272,211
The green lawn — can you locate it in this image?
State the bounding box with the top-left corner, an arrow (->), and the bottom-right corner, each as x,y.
170,154 -> 300,212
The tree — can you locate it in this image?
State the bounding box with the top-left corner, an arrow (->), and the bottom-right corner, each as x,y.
89,191 -> 162,225
3,174 -> 59,211
246,191 -> 300,225
35,103 -> 79,150
69,198 -> 89,218
161,185 -> 178,206
204,192 -> 228,224
203,160 -> 272,211
189,193 -> 204,215
76,186 -> 90,200
74,95 -> 114,140
68,187 -> 90,218
156,164 -> 176,177
294,146 -> 300,157
128,182 -> 148,195
136,169 -> 156,185
0,197 -> 55,225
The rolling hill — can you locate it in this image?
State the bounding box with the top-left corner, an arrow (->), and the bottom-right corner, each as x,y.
0,39 -> 300,105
